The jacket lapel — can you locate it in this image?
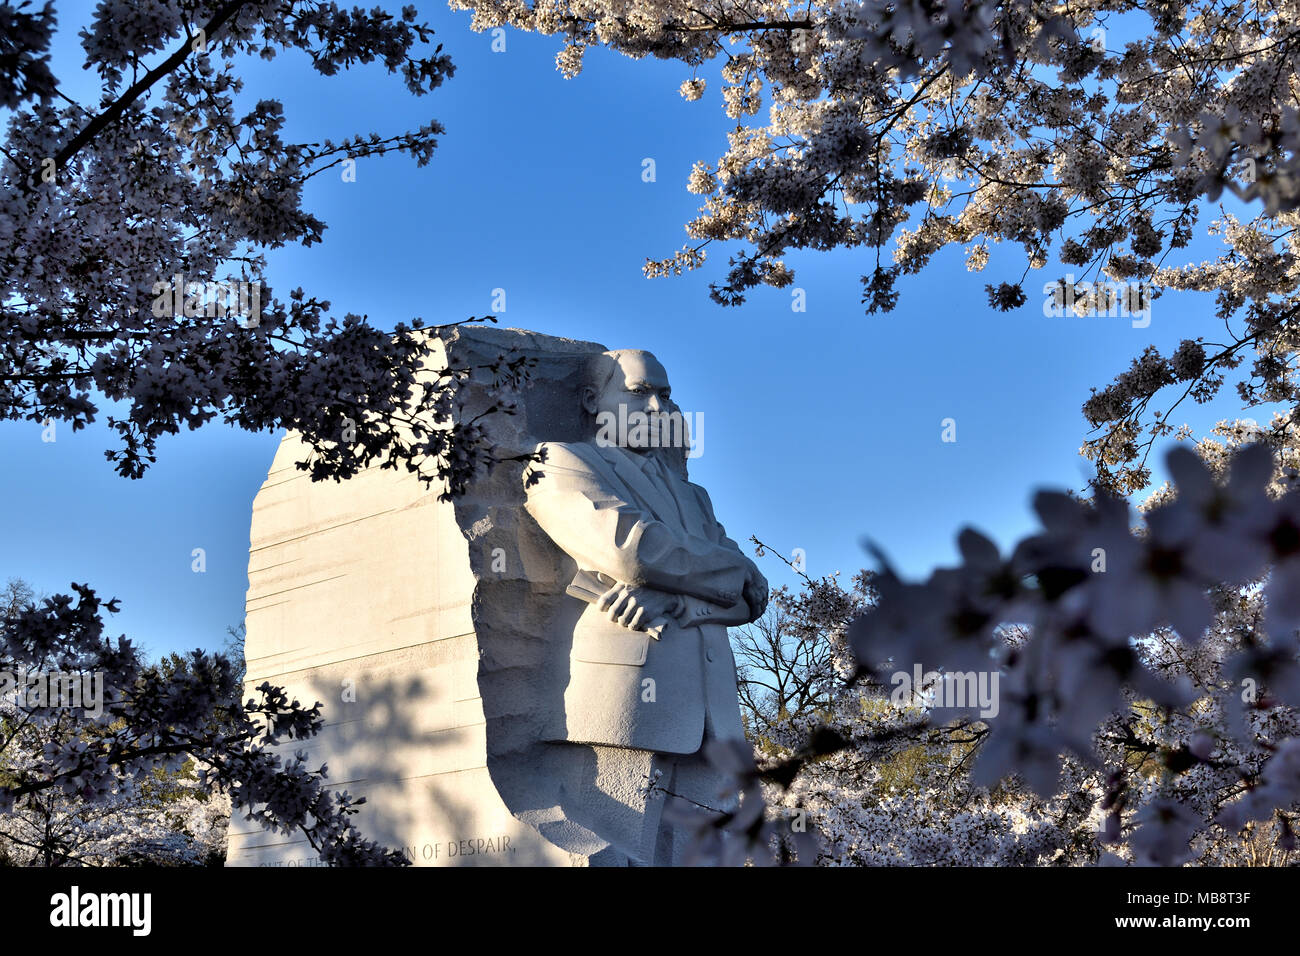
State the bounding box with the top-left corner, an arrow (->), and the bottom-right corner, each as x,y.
591,444 -> 686,533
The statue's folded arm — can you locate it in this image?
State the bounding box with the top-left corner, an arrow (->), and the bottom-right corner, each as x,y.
524,443 -> 750,606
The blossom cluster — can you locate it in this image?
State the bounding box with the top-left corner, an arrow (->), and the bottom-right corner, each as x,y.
444,0 -> 1300,494
0,583 -> 409,865
0,1 -> 528,498
693,436 -> 1300,866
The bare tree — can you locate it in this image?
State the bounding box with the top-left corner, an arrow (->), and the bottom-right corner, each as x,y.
732,603 -> 836,745
2,579 -> 36,620
730,541 -> 876,749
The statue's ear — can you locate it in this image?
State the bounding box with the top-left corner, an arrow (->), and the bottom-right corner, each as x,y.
580,384 -> 599,416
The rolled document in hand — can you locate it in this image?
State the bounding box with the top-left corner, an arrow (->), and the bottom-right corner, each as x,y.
565,569 -> 669,640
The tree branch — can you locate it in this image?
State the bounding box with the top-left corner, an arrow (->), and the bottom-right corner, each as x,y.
24,0 -> 251,192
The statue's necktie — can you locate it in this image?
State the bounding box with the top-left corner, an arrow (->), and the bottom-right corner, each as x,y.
639,454 -> 683,528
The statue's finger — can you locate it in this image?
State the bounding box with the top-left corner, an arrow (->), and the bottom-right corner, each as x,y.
618,597 -> 640,626
596,584 -> 622,611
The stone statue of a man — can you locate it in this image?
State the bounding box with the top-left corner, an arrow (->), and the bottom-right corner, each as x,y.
522,349 -> 768,865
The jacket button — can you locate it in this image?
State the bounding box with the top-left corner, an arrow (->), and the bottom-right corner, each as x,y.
706,645 -> 715,662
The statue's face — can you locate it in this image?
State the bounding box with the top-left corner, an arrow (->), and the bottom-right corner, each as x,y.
586,351 -> 675,451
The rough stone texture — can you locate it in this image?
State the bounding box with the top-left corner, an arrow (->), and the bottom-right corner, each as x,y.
226,326 -> 604,867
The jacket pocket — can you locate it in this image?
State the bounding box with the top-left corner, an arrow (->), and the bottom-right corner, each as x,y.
572,629 -> 650,666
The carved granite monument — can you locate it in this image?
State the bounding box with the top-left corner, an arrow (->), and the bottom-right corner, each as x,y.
225,328 -> 766,866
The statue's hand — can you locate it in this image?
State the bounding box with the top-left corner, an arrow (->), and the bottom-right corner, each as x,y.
742,561 -> 769,619
597,584 -> 683,632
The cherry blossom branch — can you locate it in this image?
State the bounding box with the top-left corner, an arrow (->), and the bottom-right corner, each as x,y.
21,0 -> 251,192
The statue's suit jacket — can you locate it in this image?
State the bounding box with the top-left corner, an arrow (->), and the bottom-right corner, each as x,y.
523,440 -> 750,755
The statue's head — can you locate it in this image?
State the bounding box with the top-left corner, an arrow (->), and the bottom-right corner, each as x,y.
582,350 -> 688,470
583,350 -> 670,427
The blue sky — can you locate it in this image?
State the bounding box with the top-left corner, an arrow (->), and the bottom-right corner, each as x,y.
0,2 -> 1258,659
